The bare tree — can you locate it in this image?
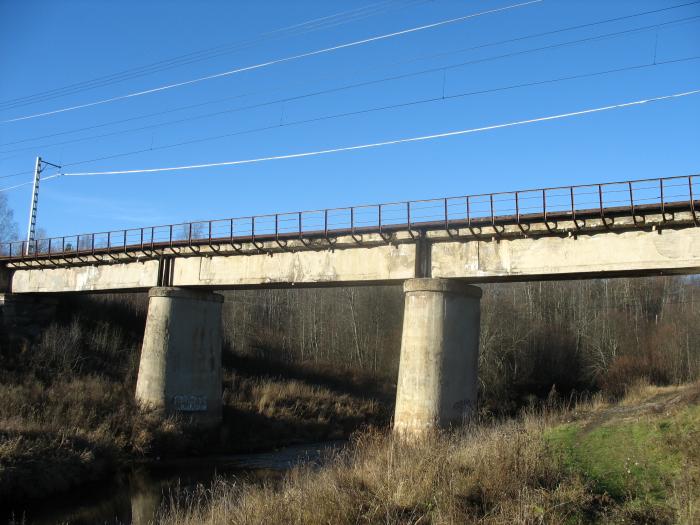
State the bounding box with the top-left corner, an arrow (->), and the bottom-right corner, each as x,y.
0,193 -> 18,244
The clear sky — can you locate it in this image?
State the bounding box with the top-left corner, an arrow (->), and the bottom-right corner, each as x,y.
0,0 -> 698,240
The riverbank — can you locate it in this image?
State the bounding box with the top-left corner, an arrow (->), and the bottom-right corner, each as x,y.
0,370 -> 389,504
0,313 -> 392,507
160,381 -> 700,524
4,440 -> 344,525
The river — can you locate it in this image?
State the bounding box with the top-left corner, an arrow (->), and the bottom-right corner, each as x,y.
4,441 -> 343,525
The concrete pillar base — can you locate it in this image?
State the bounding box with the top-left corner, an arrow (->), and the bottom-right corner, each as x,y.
393,278 -> 482,437
135,287 -> 223,426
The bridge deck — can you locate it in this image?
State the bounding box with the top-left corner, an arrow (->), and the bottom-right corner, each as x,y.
2,175 -> 699,265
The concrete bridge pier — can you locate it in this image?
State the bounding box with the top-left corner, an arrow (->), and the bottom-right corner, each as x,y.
393,278 -> 482,436
135,287 -> 223,425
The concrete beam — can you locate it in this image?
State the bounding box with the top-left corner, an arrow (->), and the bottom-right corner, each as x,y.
431,226 -> 700,281
6,224 -> 700,293
10,259 -> 160,293
171,242 -> 416,287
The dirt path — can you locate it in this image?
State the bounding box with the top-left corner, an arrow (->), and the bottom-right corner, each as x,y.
580,383 -> 700,435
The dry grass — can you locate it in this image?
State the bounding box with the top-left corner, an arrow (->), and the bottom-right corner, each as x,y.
159,383 -> 700,525
217,358 -> 392,451
0,375 -> 195,503
159,417 -> 593,525
0,316 -> 391,503
226,373 -> 385,426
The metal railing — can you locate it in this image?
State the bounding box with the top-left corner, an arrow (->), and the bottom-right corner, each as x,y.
2,174 -> 698,261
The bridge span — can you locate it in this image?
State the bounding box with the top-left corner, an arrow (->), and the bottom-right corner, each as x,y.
1,175 -> 698,435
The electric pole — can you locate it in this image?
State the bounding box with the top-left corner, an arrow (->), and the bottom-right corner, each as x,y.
24,156 -> 60,255
24,156 -> 42,255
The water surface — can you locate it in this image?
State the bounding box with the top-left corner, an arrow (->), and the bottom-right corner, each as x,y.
5,441 -> 342,525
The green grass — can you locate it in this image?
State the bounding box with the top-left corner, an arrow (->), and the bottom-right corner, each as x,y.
547,405 -> 700,504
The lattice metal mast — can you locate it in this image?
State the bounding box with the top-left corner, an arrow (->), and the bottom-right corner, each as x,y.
24,157 -> 60,255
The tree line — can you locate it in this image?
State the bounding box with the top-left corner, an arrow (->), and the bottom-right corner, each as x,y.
220,276 -> 700,408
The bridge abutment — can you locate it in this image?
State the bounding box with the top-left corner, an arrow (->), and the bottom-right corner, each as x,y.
393,278 -> 481,436
135,287 -> 223,425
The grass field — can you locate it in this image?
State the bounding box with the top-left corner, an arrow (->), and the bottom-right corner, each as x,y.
160,382 -> 700,525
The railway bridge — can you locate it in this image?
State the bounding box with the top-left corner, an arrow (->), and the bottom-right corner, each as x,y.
1,174 -> 699,435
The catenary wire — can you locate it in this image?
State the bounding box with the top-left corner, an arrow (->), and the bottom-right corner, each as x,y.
0,1 -> 542,124
57,88 -> 700,177
3,13 -> 696,162
3,1 -> 696,149
0,174 -> 61,193
5,54 -> 695,179
0,0 -> 428,110
1,3 -> 697,182
5,0 -> 697,116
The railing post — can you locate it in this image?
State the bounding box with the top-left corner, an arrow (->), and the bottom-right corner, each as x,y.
570,187 -> 576,223
542,189 -> 547,222
598,184 -> 610,228
466,196 -> 471,228
660,178 -> 666,218
628,181 -> 635,215
690,176 -> 697,225
628,181 -> 640,226
444,198 -> 449,230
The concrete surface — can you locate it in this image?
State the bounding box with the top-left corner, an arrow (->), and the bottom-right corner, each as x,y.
135,287 -> 223,425
8,220 -> 700,293
393,278 -> 482,436
11,259 -> 159,293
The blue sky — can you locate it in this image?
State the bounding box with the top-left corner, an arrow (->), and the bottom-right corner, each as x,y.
0,0 -> 698,239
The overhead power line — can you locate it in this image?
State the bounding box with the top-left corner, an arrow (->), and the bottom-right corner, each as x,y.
3,1 -> 697,150
2,14 -> 696,161
0,0 -> 429,111
0,174 -> 60,193
0,0 -> 542,124
58,88 -> 700,177
4,54 -> 696,179
3,88 -> 697,191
